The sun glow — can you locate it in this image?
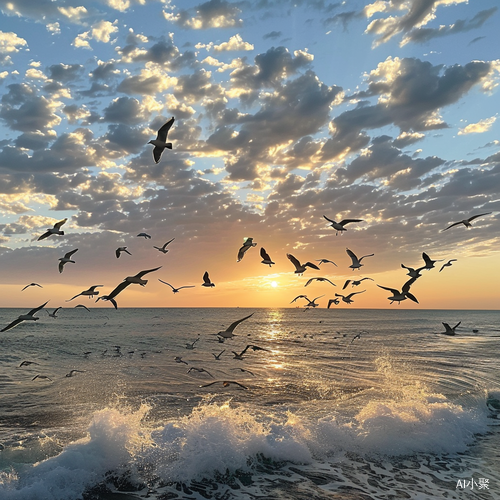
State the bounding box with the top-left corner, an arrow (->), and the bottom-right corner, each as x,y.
271,281 -> 278,288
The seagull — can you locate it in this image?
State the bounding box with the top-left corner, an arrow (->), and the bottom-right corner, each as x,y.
200,380 -> 248,389
187,367 -> 214,378
46,307 -> 61,318
290,295 -> 308,304
185,338 -> 200,350
21,283 -> 43,291
260,247 -> 275,267
96,267 -> 162,308
67,285 -> 103,301
346,248 -> 374,270
74,304 -> 90,312
304,295 -> 324,308
439,321 -> 461,336
32,375 -> 52,382
421,252 -> 443,270
202,271 -> 215,287
116,247 -> 132,258
305,277 -> 336,287
58,249 -> 78,273
174,356 -> 188,365
237,237 -> 257,262
65,369 -> 85,377
37,218 -> 67,241
316,258 -> 337,267
323,216 -> 363,235
439,259 -> 457,272
148,116 -> 174,164
232,344 -> 270,360
158,279 -> 195,293
231,367 -> 255,376
1,301 -> 48,332
401,264 -> 425,278
377,277 -> 419,304
287,254 -> 320,275
335,291 -> 366,304
137,232 -> 151,239
217,313 -> 254,339
18,360 -> 40,367
154,238 -> 175,254
327,298 -> 339,308
212,350 -> 225,360
441,212 -> 492,231
342,277 -> 374,289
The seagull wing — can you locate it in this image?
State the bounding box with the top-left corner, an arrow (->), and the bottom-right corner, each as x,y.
342,280 -> 350,290
346,248 -> 358,264
199,381 -> 218,388
441,221 -> 461,232
377,284 -> 400,295
54,218 -> 67,230
290,295 -> 307,303
402,277 -> 418,293
237,244 -> 250,262
339,219 -> 363,226
152,146 -> 164,164
37,231 -> 51,241
58,261 -> 65,273
467,212 -> 492,222
203,271 -> 211,284
162,238 -> 175,249
453,321 -> 462,330
260,247 -> 271,260
64,249 -> 78,258
156,117 -> 175,142
106,281 -> 131,300
67,292 -> 82,302
304,262 -> 320,270
286,253 -> 301,270
360,277 -> 374,282
225,312 -> 254,333
27,301 -> 49,316
323,215 -> 335,224
1,318 -> 24,332
135,266 -> 162,278
422,252 -> 432,266
304,278 -> 314,287
178,285 -> 195,290
406,292 -> 419,304
327,299 -> 336,309
359,253 -> 374,261
115,248 -> 121,258
348,290 -> 366,298
158,279 -> 175,290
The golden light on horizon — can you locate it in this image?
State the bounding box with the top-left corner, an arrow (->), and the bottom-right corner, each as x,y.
271,281 -> 278,288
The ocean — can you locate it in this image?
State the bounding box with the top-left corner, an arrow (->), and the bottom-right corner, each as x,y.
0,307 -> 498,500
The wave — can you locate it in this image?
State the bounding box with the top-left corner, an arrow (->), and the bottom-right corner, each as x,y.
0,385 -> 495,500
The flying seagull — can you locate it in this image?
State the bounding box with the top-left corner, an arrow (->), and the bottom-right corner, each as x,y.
187,367 -> 214,378
137,232 -> 151,239
327,298 -> 339,308
401,263 -> 425,279
97,266 -> 162,308
421,252 -> 443,270
67,285 -> 103,302
441,212 -> 492,231
65,369 -> 85,377
200,380 -> 248,390
58,249 -> 78,273
232,344 -> 270,360
1,301 -> 49,332
323,215 -> 363,235
149,116 -> 174,164
154,238 -> 175,254
217,313 -> 254,339
305,277 -> 336,287
303,295 -> 324,308
158,279 -> 194,293
212,350 -> 225,360
377,277 -> 419,304
335,291 -> 366,304
439,321 -> 461,336
116,247 -> 132,258
32,375 -> 52,382
19,360 -> 40,367
202,271 -> 215,287
439,259 -> 457,272
290,294 -> 308,304
260,247 -> 275,267
37,218 -> 67,241
74,304 -> 90,312
46,307 -> 62,318
346,248 -> 374,270
287,253 -> 320,275
316,259 -> 337,267
342,277 -> 374,289
21,283 -> 43,291
237,237 -> 257,262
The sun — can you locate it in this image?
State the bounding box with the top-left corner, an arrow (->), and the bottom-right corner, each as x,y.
271,281 -> 278,288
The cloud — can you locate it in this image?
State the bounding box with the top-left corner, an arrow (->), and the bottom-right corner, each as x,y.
0,30 -> 28,64
458,116 -> 497,135
163,0 -> 242,30
401,7 -> 498,46
213,34 -> 254,52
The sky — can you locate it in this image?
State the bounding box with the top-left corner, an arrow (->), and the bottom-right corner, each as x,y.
0,0 -> 499,310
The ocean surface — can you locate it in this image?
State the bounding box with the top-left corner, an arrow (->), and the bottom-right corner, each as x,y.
0,307 -> 499,500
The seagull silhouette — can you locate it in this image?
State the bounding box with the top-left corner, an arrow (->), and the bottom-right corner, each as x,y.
377,277 -> 419,304
148,116 -> 174,164
342,277 -> 373,289
323,215 -> 363,235
67,285 -> 103,301
21,283 -> 43,291
346,248 -> 374,270
287,254 -> 320,275
158,279 -> 194,293
200,380 -> 248,390
439,259 -> 457,272
305,277 -> 336,287
154,238 -> 175,253
58,249 -> 78,273
441,212 -> 491,231
202,271 -> 215,287
260,247 -> 275,266
237,237 -> 257,262
217,313 -> 254,339
37,218 -> 67,241
1,301 -> 49,332
334,291 -> 365,304
439,321 -> 461,336
421,252 -> 443,270
116,247 -> 132,258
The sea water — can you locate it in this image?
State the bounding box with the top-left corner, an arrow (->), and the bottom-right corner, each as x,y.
0,308 -> 499,499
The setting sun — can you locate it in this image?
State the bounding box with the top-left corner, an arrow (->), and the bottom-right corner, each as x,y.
271,281 -> 278,288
